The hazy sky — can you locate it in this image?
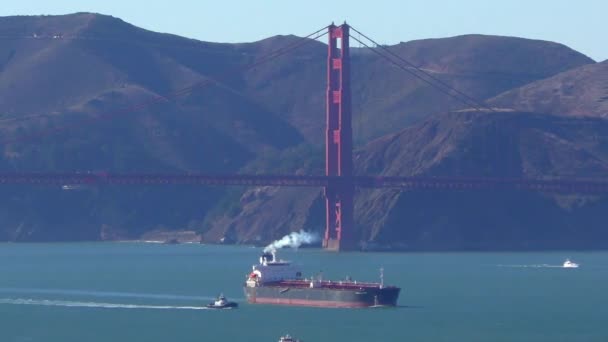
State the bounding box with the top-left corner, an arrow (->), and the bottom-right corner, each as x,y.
4,0 -> 606,61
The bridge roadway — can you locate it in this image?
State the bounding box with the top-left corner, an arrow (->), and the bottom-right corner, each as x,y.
0,173 -> 607,194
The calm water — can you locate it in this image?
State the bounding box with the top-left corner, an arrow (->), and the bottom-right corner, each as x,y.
0,243 -> 607,342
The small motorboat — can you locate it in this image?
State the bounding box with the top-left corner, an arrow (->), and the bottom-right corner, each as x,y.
563,259 -> 579,268
278,335 -> 301,342
206,294 -> 238,309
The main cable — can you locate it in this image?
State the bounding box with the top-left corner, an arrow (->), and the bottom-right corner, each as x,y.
350,35 -> 485,112
350,25 -> 496,113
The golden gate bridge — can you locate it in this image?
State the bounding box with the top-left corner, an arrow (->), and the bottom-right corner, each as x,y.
2,23 -> 607,251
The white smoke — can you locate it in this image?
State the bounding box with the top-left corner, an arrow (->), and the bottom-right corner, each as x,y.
263,230 -> 320,253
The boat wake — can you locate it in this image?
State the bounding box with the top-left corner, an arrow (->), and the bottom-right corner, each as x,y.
0,288 -> 216,301
496,264 -> 570,268
0,298 -> 210,311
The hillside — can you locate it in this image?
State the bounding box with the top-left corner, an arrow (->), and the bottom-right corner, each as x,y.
0,13 -> 304,241
0,13 -> 605,248
0,13 -> 303,171
354,112 -> 608,250
489,60 -> 608,117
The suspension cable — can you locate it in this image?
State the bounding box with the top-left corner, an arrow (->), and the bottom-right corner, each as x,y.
350,25 -> 496,113
350,35 -> 484,112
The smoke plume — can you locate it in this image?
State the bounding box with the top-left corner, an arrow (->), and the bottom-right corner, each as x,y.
263,230 -> 320,253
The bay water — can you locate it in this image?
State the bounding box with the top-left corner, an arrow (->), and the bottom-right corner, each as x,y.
0,243 -> 606,341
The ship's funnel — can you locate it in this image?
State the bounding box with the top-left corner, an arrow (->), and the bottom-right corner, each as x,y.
260,252 -> 274,264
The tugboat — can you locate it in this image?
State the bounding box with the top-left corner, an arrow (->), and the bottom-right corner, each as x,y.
278,334 -> 301,342
206,294 -> 238,309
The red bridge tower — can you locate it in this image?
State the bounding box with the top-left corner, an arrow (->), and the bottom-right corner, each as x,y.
323,23 -> 356,251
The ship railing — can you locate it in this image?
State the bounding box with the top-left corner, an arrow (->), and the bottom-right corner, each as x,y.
274,279 -> 391,288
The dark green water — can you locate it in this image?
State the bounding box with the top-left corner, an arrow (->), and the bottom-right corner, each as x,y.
0,243 -> 607,342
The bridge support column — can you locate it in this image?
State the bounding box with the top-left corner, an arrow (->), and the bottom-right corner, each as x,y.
323,23 -> 356,251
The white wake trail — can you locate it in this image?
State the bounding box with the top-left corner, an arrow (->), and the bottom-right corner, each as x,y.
0,298 -> 210,311
496,264 -> 567,268
0,288 -> 216,301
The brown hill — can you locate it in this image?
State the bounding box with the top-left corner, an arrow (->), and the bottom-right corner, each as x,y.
489,60 -> 608,117
0,13 -> 303,240
355,111 -> 608,250
0,13 -> 303,172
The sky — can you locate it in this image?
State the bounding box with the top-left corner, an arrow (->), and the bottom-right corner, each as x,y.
3,0 -> 607,61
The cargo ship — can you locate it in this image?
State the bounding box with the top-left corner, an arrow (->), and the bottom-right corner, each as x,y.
243,251 -> 400,308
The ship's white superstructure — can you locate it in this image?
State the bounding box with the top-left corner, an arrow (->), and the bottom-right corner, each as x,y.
206,293 -> 238,309
212,294 -> 228,306
246,252 -> 302,287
